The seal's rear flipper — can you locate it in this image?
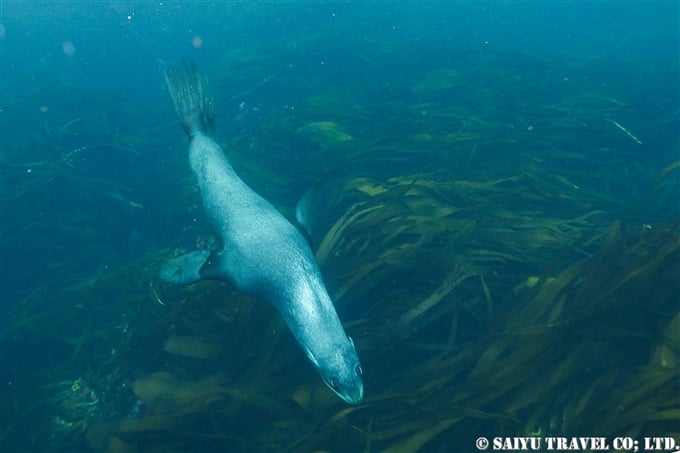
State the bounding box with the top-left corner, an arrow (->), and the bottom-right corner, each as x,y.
162,60 -> 215,138
160,250 -> 211,285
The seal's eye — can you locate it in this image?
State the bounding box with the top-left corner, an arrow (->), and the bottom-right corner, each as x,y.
355,365 -> 363,377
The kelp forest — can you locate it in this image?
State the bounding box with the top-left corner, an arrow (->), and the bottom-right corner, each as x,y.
0,31 -> 678,452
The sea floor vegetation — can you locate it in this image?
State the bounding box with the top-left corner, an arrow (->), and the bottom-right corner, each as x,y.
0,31 -> 678,452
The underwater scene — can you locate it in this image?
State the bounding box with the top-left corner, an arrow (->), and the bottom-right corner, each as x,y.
0,2 -> 678,452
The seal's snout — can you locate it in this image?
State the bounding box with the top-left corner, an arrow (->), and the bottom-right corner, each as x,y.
324,373 -> 364,405
318,338 -> 364,404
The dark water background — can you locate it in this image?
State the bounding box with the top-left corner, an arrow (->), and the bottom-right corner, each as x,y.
0,2 -> 678,452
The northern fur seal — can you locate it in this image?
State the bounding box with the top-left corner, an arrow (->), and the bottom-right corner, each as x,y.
159,62 -> 363,404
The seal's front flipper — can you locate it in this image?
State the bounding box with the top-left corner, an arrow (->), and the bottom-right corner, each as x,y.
295,180 -> 322,249
160,250 -> 211,285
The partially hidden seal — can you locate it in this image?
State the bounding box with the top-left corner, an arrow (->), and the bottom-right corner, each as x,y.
159,61 -> 363,404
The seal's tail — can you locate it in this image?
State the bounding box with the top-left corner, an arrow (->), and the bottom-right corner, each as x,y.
162,61 -> 215,137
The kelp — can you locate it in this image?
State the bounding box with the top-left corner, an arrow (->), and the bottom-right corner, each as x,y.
19,195 -> 667,453
655,160 -> 680,186
296,120 -> 355,147
162,335 -> 223,360
131,371 -> 278,415
1,31 -> 678,453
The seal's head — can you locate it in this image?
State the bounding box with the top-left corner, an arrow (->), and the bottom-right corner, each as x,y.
307,336 -> 364,404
